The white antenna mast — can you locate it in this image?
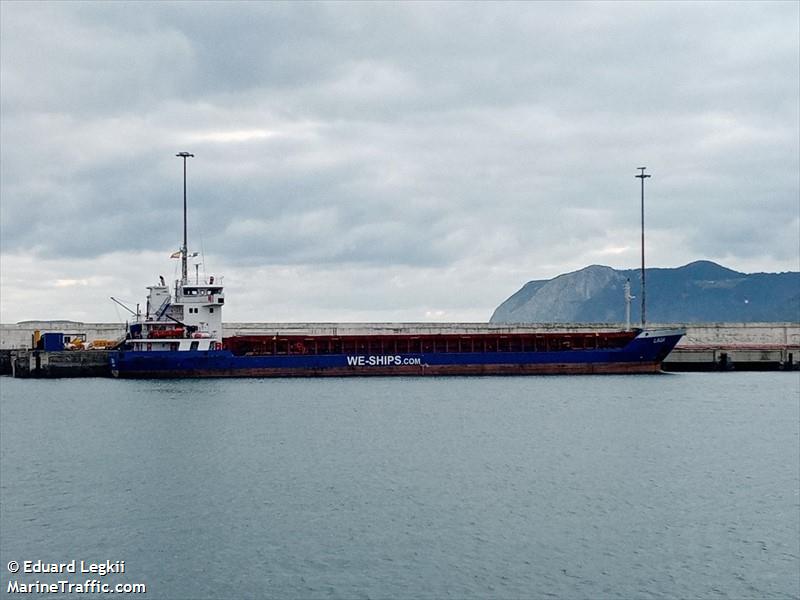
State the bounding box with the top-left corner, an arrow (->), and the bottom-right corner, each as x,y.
176,152 -> 194,284
635,167 -> 651,327
624,278 -> 635,331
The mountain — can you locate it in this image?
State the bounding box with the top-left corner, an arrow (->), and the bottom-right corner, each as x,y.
490,261 -> 800,324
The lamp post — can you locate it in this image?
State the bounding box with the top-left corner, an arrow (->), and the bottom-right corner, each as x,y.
635,167 -> 651,328
176,152 -> 194,284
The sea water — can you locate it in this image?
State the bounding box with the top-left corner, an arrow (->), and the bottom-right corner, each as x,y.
1,373 -> 798,599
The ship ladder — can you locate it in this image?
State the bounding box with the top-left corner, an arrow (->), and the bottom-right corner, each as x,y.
155,298 -> 171,319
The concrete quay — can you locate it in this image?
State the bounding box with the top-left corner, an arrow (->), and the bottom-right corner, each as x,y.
9,350 -> 111,378
1,321 -> 798,376
3,320 -> 798,348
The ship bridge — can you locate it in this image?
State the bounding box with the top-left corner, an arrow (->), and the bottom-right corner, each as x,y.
174,278 -> 224,339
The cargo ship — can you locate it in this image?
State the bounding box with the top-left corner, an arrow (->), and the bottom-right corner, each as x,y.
109,156 -> 684,378
111,326 -> 683,377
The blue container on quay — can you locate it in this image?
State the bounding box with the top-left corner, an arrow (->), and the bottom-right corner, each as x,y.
42,333 -> 64,351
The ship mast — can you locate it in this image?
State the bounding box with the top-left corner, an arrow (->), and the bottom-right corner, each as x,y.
635,166 -> 650,328
624,278 -> 634,331
176,152 -> 194,284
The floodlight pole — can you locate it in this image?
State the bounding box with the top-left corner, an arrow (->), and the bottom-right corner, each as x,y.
176,152 -> 194,284
635,167 -> 651,328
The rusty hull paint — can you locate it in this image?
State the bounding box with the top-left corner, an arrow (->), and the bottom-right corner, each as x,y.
112,361 -> 663,378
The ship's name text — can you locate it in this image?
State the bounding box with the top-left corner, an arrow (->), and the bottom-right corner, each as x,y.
346,355 -> 422,367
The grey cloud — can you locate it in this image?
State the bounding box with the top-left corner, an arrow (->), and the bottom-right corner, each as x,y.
1,1 -> 797,322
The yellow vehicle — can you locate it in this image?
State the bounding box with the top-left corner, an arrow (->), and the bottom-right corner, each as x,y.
88,339 -> 117,350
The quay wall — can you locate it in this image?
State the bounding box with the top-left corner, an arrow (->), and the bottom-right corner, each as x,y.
223,321 -> 800,347
2,322 -> 797,376
0,321 -> 126,350
10,350 -> 111,378
2,321 -> 798,349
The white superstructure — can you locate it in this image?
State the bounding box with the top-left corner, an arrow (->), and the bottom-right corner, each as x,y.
125,274 -> 225,352
123,152 -> 225,352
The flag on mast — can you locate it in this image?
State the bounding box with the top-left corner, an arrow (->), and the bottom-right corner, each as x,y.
170,251 -> 181,259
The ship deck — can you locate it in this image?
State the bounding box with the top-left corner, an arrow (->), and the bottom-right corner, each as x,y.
224,330 -> 639,356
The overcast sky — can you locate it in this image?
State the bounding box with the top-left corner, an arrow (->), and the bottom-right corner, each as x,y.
1,1 -> 798,324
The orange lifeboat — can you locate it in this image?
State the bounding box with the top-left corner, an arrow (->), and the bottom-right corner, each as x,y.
150,328 -> 184,339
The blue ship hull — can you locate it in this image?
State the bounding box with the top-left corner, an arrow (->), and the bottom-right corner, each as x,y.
110,329 -> 683,378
